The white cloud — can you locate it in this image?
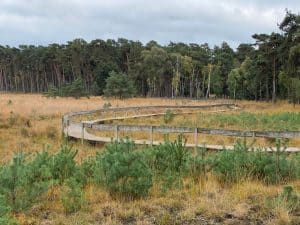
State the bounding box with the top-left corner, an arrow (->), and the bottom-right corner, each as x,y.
0,0 -> 299,47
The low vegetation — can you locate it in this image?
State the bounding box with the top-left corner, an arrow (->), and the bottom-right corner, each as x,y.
0,137 -> 299,224
0,94 -> 299,224
43,78 -> 88,99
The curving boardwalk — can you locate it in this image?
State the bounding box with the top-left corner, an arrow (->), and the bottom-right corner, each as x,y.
62,104 -> 300,152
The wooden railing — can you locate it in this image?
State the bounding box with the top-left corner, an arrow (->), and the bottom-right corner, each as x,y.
62,104 -> 300,151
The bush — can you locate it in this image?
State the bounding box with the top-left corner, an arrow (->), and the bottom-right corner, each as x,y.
268,185 -> 300,213
61,178 -> 85,214
51,145 -> 78,184
163,109 -> 174,124
94,139 -> 152,198
74,157 -> 96,186
103,71 -> 136,99
7,112 -> 17,127
212,139 -> 300,184
0,195 -> 17,225
0,153 -> 49,212
189,147 -> 211,181
148,135 -> 191,191
43,78 -> 88,99
103,102 -> 112,109
279,185 -> 300,213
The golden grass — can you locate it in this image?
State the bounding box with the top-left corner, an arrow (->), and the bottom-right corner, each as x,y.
0,93 -> 299,224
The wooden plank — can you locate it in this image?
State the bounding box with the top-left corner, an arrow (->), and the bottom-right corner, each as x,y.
62,104 -> 300,152
90,123 -> 300,139
64,123 -> 300,152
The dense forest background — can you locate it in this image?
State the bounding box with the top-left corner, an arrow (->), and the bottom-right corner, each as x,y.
0,11 -> 299,103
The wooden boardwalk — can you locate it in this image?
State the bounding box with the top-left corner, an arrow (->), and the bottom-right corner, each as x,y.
63,104 -> 300,152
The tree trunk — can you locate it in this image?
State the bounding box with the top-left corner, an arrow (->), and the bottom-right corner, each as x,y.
206,64 -> 212,98
272,56 -> 276,103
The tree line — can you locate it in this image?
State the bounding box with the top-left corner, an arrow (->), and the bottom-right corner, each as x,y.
0,11 -> 299,103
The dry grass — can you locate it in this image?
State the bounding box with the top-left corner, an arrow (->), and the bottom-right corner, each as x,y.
0,93 -> 299,224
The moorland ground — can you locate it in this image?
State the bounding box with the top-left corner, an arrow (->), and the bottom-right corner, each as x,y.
0,93 -> 299,225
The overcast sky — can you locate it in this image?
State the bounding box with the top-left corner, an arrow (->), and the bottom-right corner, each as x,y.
0,0 -> 299,48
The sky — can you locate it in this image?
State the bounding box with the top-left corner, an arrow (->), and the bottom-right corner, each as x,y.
0,0 -> 299,48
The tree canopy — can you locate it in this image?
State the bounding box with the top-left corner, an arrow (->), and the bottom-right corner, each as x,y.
0,10 -> 299,103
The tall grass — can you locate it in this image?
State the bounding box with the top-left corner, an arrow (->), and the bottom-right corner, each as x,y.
193,112 -> 300,131
0,137 -> 299,224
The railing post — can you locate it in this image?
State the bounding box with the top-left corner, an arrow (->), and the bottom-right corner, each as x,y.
194,128 -> 198,149
150,126 -> 153,146
81,123 -> 85,144
115,125 -> 119,141
66,120 -> 70,138
61,117 -> 64,135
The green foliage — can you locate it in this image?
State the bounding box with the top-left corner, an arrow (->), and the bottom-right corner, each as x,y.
44,78 -> 88,99
74,157 -> 96,186
192,112 -> 300,131
268,185 -> 300,213
189,147 -> 210,180
103,71 -> 136,99
0,136 -> 299,216
0,152 -> 49,212
61,178 -> 85,214
0,11 -> 300,103
94,139 -> 152,198
279,185 -> 300,212
148,135 -> 191,191
0,195 -> 17,225
103,102 -> 112,109
227,57 -> 258,99
212,139 -> 300,184
51,145 -> 78,184
163,109 -> 174,124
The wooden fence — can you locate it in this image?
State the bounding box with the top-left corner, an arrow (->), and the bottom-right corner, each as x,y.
62,104 -> 300,151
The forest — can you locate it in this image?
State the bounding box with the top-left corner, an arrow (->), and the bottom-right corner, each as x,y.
0,11 -> 299,103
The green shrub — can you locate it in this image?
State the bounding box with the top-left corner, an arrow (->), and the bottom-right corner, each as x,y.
0,153 -> 49,212
212,139 -> 299,184
51,145 -> 78,184
267,185 -> 300,213
94,139 -> 152,198
148,135 -> 191,191
0,195 -> 17,225
163,109 -> 174,124
74,157 -> 96,186
189,147 -> 211,181
103,71 -> 136,99
27,149 -> 53,184
7,112 -> 17,127
212,139 -> 254,183
103,102 -> 112,109
61,178 -> 85,214
280,185 -> 300,213
43,78 -> 88,99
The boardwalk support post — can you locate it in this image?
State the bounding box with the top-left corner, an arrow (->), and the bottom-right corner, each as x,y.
150,126 -> 153,146
81,123 -> 85,144
61,117 -> 64,134
115,125 -> 119,141
66,120 -> 69,138
194,128 -> 198,149
252,131 -> 256,143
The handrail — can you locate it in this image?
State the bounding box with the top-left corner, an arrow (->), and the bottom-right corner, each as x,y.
62,103 -> 300,151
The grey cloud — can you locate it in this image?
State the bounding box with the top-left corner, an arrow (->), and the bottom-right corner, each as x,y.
0,0 -> 299,47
